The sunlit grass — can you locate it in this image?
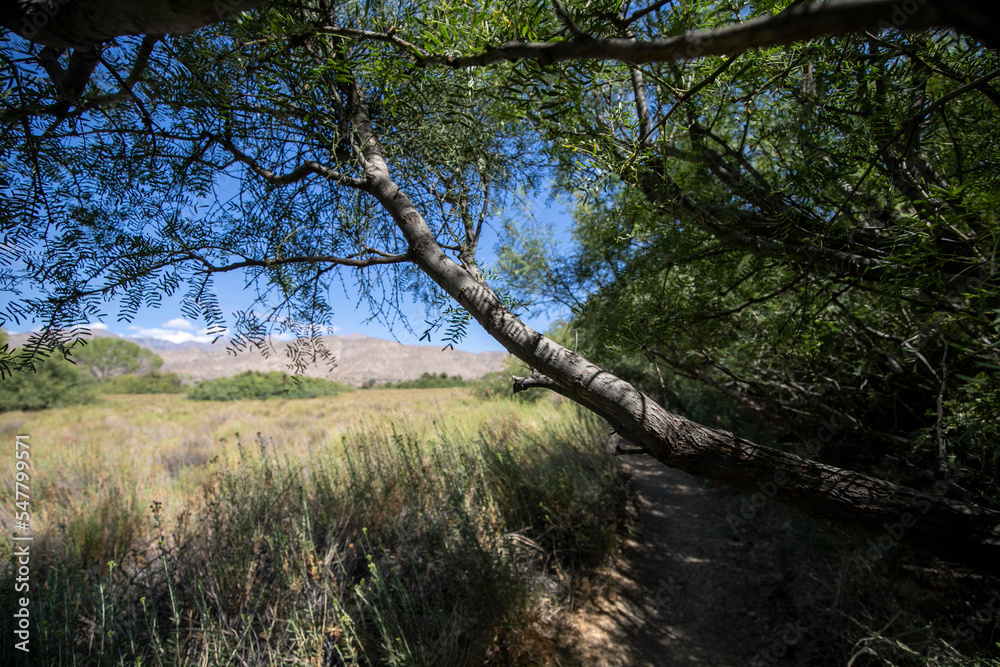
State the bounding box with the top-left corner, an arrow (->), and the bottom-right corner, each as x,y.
0,389 -> 570,536
0,388 -> 627,665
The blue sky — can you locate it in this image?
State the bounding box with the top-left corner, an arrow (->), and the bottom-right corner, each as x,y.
0,35 -> 581,355
4,197 -> 574,354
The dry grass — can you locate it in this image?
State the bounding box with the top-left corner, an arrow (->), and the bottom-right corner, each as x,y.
0,388 -> 628,666
0,389 -> 565,538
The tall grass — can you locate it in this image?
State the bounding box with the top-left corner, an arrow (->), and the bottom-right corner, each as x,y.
0,391 -> 627,665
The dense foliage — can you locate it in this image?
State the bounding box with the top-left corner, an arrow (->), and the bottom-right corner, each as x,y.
369,371 -> 469,389
0,329 -> 95,410
498,19 -> 1000,504
0,354 -> 95,411
188,370 -> 353,400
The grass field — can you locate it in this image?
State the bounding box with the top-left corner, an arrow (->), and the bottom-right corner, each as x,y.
0,388 -> 628,666
0,388 -> 559,536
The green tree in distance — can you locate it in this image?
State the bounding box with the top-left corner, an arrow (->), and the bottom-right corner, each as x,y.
0,329 -> 96,409
0,354 -> 96,410
2,0 -> 999,574
0,329 -> 95,410
71,336 -> 164,380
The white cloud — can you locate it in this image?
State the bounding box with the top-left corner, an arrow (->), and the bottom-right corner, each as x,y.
162,318 -> 196,330
128,325 -> 227,345
87,322 -> 109,331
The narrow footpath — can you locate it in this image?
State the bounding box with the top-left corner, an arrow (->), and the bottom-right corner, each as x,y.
563,450 -> 807,667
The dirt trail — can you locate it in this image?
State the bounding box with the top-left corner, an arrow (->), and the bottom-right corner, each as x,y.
563,450 -> 801,667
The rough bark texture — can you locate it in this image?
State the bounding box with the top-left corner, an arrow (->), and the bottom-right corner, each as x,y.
1,0 -> 267,48
344,93 -> 1000,577
461,269 -> 1000,576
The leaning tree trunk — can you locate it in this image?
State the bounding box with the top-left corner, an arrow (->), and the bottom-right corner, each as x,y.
347,95 -> 1000,576
426,228 -> 1000,574
425,247 -> 1000,575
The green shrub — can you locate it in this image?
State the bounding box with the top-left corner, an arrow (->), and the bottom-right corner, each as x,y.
188,370 -> 353,401
0,354 -> 96,411
101,371 -> 186,394
372,371 -> 469,389
919,372 -> 1000,507
472,357 -> 545,402
71,337 -> 163,380
472,370 -> 515,400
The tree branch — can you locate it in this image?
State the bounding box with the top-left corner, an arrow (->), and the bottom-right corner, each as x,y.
512,371 -> 563,394
434,0 -> 995,68
630,66 -> 651,146
552,0 -> 584,38
186,251 -> 411,272
217,135 -> 365,188
82,35 -> 160,114
2,0 -> 268,48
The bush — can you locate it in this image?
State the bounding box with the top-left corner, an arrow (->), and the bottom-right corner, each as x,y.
0,354 -> 96,411
472,357 -> 545,402
372,371 -> 469,389
188,371 -> 353,401
920,372 -> 1000,507
101,371 -> 186,394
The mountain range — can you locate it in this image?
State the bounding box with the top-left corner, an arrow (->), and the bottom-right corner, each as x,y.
6,330 -> 509,387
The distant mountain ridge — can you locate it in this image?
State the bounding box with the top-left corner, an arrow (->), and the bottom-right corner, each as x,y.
6,330 -> 508,387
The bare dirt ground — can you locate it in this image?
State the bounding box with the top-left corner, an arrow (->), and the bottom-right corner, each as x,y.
560,449 -> 807,667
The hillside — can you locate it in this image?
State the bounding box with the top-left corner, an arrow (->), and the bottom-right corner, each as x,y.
6,330 -> 508,386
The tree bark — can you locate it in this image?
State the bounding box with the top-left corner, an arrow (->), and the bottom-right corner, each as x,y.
425,231 -> 1000,575
1,0 -> 267,48
348,95 -> 1000,577
464,280 -> 1000,575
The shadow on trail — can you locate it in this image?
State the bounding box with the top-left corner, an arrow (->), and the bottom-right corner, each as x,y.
565,450 -> 801,667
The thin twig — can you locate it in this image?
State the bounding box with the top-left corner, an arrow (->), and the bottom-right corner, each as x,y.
552,0 -> 585,37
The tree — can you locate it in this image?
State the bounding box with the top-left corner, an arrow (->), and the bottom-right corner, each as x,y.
498,18 -> 1000,494
0,330 -> 95,410
71,336 -> 163,380
2,1 -> 999,574
0,0 -> 267,119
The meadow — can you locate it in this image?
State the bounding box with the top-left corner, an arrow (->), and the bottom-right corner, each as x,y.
0,388 -> 629,665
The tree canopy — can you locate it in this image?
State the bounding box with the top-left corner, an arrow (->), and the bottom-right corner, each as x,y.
71,336 -> 163,380
2,0 -> 999,572
501,23 -> 1000,499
